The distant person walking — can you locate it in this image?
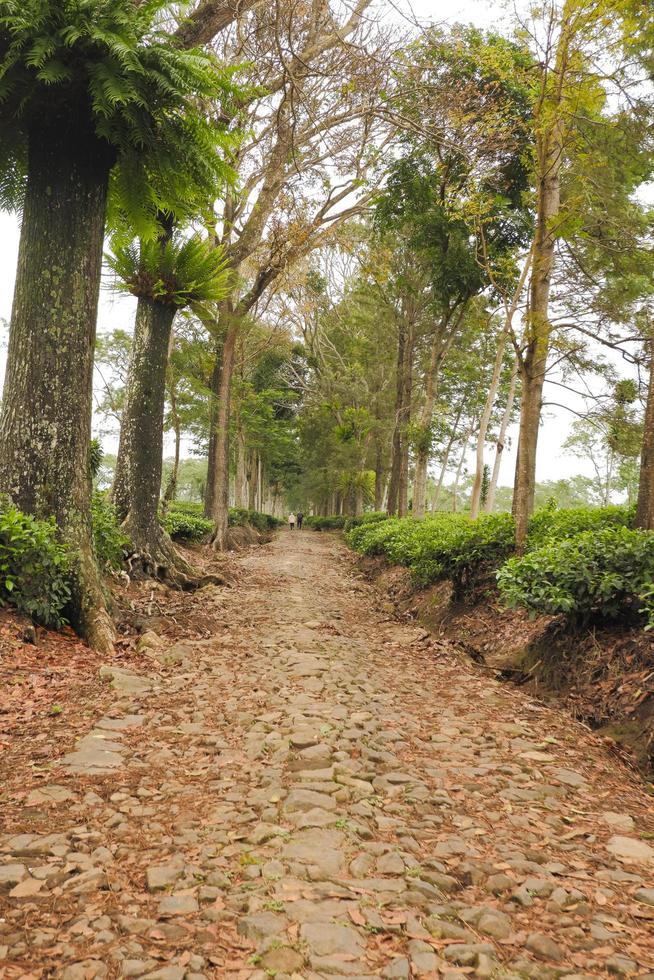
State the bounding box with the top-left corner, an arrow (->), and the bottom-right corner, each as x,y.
288,512 -> 296,531
296,511 -> 304,530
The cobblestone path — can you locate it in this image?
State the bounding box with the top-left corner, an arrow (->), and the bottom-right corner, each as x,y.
1,531 -> 654,979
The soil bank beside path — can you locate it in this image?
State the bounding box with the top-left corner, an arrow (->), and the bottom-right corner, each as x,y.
1,530 -> 654,979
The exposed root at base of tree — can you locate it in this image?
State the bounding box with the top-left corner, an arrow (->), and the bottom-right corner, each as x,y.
68,532 -> 116,656
122,521 -> 229,590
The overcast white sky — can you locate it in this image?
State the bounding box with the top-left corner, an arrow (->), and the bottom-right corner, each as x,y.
0,0 -> 643,491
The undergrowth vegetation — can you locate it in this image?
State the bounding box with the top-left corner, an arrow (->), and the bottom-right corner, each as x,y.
0,494 -> 284,624
346,504 -> 654,627
0,500 -> 71,627
498,526 -> 654,627
163,502 -> 283,541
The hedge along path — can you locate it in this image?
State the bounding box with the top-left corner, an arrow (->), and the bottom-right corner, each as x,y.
1,532 -> 654,979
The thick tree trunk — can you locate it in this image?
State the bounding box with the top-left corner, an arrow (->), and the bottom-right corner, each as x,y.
113,298 -> 200,584
161,346 -> 181,516
374,439 -> 385,511
203,341 -> 223,518
636,338 -> 654,528
0,113 -> 114,652
398,321 -> 414,517
235,426 -> 248,507
387,318 -> 406,516
471,256 -> 532,520
413,310 -> 463,518
247,450 -> 256,511
486,357 -> 518,514
211,302 -> 239,550
512,36 -> 567,549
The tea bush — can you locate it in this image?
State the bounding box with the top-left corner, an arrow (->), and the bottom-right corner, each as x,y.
163,509 -> 213,541
342,512 -> 388,533
498,526 -> 654,625
0,500 -> 71,627
526,504 -> 634,550
229,508 -> 284,532
347,512 -> 515,596
91,492 -> 130,569
163,504 -> 283,540
305,515 -> 349,531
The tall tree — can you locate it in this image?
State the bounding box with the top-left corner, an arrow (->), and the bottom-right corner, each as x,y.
510,0 -> 650,547
201,0 -> 395,547
109,234 -> 232,581
0,0 -> 230,649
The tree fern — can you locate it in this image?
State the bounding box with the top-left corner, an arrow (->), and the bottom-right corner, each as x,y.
107,233 -> 233,318
0,0 -> 242,229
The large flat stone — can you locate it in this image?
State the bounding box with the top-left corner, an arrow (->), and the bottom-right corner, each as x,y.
282,828 -> 345,876
99,665 -> 153,694
607,836 -> 654,864
284,789 -> 337,813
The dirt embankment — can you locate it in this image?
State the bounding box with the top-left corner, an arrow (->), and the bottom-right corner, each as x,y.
356,554 -> 654,781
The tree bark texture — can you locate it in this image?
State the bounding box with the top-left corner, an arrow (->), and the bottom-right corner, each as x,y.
636,339 -> 654,528
113,297 -> 197,582
161,343 -> 181,515
412,314 -> 457,518
0,112 -> 114,652
210,301 -> 239,549
470,328 -> 509,519
203,340 -> 223,518
512,28 -> 568,550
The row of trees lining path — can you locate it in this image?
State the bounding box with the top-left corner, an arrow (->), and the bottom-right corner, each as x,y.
0,0 -> 653,652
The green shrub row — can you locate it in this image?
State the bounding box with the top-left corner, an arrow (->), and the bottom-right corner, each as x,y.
526,504 -> 634,550
228,508 -> 284,532
342,512 -> 388,533
163,509 -> 214,541
304,514 -> 349,531
498,526 -> 654,627
346,504 -> 654,628
346,512 -> 514,596
164,503 -> 284,540
0,500 -> 71,627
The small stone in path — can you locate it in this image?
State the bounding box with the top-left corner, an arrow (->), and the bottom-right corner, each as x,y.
9,878 -> 44,898
284,788 -> 337,812
261,947 -> 305,972
236,911 -> 287,941
606,954 -> 638,975
157,895 -> 198,917
552,768 -> 587,787
61,962 -> 107,979
382,958 -> 411,979
146,864 -> 182,892
300,921 -> 363,957
525,933 -> 564,962
0,864 -> 27,891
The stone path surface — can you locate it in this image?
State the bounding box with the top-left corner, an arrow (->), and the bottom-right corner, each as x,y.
2,531 -> 654,979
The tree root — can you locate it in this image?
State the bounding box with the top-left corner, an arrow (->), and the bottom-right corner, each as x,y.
122,520 -> 230,590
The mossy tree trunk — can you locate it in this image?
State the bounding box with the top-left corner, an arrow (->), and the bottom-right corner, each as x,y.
636,336 -> 654,529
210,300 -> 239,550
203,343 -> 223,518
113,297 -> 199,584
0,112 -> 115,652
